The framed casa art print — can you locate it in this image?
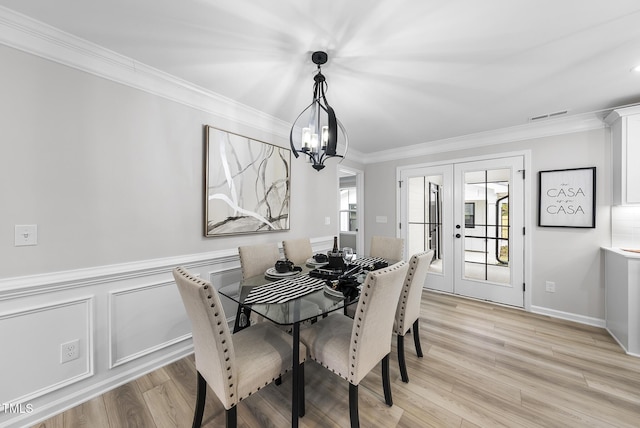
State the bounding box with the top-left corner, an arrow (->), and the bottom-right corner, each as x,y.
538,167 -> 596,228
204,125 -> 291,237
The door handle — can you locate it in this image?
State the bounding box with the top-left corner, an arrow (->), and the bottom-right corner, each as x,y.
455,233 -> 461,238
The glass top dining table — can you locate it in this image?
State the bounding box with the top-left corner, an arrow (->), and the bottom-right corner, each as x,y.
218,255 -> 395,427
221,266 -> 356,326
218,265 -> 358,428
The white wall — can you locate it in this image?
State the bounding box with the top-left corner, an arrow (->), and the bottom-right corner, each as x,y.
0,41 -> 349,427
364,128 -> 611,324
0,43 -> 344,278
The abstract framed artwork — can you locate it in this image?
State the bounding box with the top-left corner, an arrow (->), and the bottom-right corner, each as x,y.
538,167 -> 596,228
204,125 -> 291,236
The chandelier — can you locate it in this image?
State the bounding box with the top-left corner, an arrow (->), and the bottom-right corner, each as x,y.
289,51 -> 348,171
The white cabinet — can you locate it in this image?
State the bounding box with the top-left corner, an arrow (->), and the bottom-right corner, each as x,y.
605,106 -> 640,205
604,248 -> 640,357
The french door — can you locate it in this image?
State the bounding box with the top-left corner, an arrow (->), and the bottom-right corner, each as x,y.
400,156 -> 525,307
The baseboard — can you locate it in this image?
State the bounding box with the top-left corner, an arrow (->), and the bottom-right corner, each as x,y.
1,344 -> 193,428
530,305 -> 606,328
605,328 -> 640,358
426,290 -> 606,329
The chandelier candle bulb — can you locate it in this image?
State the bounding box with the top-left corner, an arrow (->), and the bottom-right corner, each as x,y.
302,127 -> 311,150
321,126 -> 329,147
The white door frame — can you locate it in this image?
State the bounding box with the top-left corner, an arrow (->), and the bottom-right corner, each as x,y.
338,165 -> 365,256
396,150 -> 532,311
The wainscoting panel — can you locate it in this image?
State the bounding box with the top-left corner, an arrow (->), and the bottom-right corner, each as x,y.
0,297 -> 93,404
109,280 -> 191,368
0,237 -> 333,428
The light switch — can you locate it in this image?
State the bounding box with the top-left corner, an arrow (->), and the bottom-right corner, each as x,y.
15,225 -> 37,246
376,216 -> 388,224
325,217 -> 331,225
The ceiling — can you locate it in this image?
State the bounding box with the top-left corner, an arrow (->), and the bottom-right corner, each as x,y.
2,0 -> 640,154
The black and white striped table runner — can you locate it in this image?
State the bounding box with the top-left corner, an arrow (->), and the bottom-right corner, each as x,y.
243,275 -> 327,304
349,256 -> 388,270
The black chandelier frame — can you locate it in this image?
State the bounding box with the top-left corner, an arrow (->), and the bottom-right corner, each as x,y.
289,51 -> 348,171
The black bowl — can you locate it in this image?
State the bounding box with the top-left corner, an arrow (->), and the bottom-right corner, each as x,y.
275,259 -> 294,273
313,253 -> 328,263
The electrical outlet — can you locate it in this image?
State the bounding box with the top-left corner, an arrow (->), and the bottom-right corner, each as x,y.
545,281 -> 556,293
60,339 -> 80,363
14,225 -> 38,246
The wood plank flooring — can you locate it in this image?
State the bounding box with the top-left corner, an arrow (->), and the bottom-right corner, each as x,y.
33,291 -> 640,427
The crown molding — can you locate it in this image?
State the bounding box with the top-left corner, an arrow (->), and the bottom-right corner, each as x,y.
0,6 -> 611,165
604,104 -> 640,124
0,6 -> 292,138
361,112 -> 607,164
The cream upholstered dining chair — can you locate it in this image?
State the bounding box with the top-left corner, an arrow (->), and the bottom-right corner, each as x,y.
282,237 -> 313,266
173,267 -> 306,428
238,242 -> 281,279
395,250 -> 433,383
299,261 -> 409,428
370,235 -> 404,261
235,243 -> 282,331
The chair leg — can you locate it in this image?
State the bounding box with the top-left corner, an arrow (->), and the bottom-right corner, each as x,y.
413,319 -> 423,357
349,383 -> 359,428
382,354 -> 393,406
193,371 -> 207,428
225,406 -> 237,428
398,334 -> 409,383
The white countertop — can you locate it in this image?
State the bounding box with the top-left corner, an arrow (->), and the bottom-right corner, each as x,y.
602,247 -> 640,258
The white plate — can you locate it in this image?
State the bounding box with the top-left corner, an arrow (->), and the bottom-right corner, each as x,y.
323,284 -> 344,298
265,267 -> 300,278
306,258 -> 329,268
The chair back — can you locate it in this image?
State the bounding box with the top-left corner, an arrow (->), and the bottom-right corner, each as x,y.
282,238 -> 313,266
370,235 -> 404,261
349,261 -> 409,385
172,267 -> 238,408
395,250 -> 433,336
238,243 -> 281,279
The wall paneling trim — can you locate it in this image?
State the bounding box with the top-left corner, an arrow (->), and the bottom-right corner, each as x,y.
0,238 -> 332,428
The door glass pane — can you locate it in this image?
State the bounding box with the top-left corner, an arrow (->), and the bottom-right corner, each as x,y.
408,175 -> 442,273
463,169 -> 510,284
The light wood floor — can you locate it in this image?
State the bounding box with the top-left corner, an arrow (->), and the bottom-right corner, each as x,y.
34,291 -> 640,427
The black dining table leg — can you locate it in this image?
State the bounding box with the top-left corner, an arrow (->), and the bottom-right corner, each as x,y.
292,322 -> 300,427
